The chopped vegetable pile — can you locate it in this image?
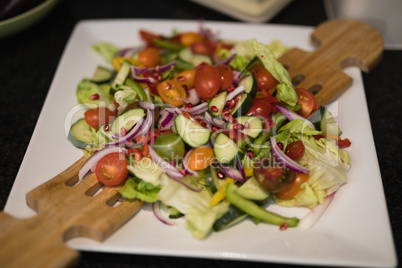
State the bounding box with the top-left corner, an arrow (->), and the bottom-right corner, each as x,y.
68,23 -> 352,239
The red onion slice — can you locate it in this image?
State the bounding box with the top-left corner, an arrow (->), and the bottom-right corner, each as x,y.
275,104 -> 315,129
270,136 -> 309,174
204,112 -> 226,128
181,102 -> 208,114
139,88 -> 155,110
78,146 -> 127,181
226,85 -> 245,101
103,119 -> 144,146
132,62 -> 176,75
159,109 -> 175,130
219,164 -> 246,182
131,71 -> 156,84
152,201 -> 175,226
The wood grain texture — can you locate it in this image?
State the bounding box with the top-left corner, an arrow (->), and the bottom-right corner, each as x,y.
278,19 -> 383,106
0,19 -> 383,268
0,157 -> 145,268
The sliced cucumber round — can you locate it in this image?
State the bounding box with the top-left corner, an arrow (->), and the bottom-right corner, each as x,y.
226,116 -> 263,139
238,71 -> 257,98
208,91 -> 227,116
68,118 -> 94,149
230,93 -> 253,118
179,47 -> 213,66
213,132 -> 243,165
76,79 -> 112,107
110,107 -> 145,134
174,114 -> 211,147
90,65 -> 114,84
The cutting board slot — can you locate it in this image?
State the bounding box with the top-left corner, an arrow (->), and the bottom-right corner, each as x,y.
85,183 -> 105,197
291,74 -> 305,87
309,84 -> 322,94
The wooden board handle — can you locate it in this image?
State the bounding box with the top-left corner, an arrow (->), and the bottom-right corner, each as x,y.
278,19 -> 383,106
0,157 -> 145,268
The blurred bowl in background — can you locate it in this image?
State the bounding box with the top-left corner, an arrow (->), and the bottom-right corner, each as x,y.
0,0 -> 60,39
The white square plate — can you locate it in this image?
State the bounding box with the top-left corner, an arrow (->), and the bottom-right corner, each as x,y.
4,19 -> 397,267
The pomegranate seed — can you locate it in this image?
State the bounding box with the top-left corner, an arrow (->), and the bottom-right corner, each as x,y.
176,76 -> 186,82
155,65 -> 160,72
230,99 -> 236,108
277,142 -> 283,150
90,94 -> 99,100
227,114 -> 235,123
210,106 -> 218,112
185,103 -> 193,109
247,150 -> 254,159
226,100 -> 230,107
216,170 -> 224,179
103,125 -> 110,131
179,169 -> 187,176
232,119 -> 238,125
165,83 -> 172,90
169,160 -> 176,167
280,223 -> 288,231
227,85 -> 235,92
211,126 -> 218,132
233,123 -> 244,130
120,128 -> 127,136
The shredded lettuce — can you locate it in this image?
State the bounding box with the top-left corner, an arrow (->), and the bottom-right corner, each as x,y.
119,177 -> 161,203
128,158 -> 163,187
234,39 -> 297,106
158,173 -> 229,239
114,87 -> 137,113
91,42 -> 119,63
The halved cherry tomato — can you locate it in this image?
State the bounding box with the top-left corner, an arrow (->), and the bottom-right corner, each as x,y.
157,80 -> 187,106
246,100 -> 272,118
186,146 -> 215,171
84,107 -> 115,129
276,173 -> 309,200
252,66 -> 278,91
126,147 -> 142,161
139,29 -> 162,46
173,70 -> 196,89
180,32 -> 205,46
194,65 -> 221,100
95,153 -> 128,186
216,64 -> 234,90
295,87 -> 318,118
138,47 -> 161,67
284,140 -> 305,160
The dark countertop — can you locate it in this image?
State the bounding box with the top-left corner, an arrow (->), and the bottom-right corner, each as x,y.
0,0 -> 400,267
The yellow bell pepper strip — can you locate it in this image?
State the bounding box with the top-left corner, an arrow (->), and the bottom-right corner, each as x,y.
209,177 -> 236,206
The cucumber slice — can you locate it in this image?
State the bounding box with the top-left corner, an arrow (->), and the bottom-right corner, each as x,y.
90,66 -> 114,84
238,71 -> 257,98
76,79 -> 112,106
175,114 -> 211,147
230,93 -> 253,118
68,118 -> 94,149
213,205 -> 247,232
169,207 -> 184,219
226,116 -> 263,138
238,56 -> 259,79
110,108 -> 145,134
205,165 -> 225,194
179,47 -> 213,66
208,91 -> 227,116
213,133 -> 242,164
251,131 -> 270,156
236,177 -> 271,201
321,108 -> 342,136
111,60 -> 131,90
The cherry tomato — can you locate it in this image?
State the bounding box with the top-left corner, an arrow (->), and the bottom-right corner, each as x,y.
253,157 -> 295,193
138,47 -> 161,67
139,29 -> 162,46
95,153 -> 129,186
84,107 -> 115,129
157,80 -> 187,106
337,138 -> 351,148
284,140 -> 305,160
191,41 -> 213,57
180,32 -> 205,46
126,147 -> 142,162
186,146 -> 215,171
252,66 -> 278,91
246,100 -> 272,118
194,65 -> 221,100
295,87 -> 318,118
276,172 -> 309,200
173,70 -> 196,89
153,133 -> 185,161
216,64 -> 234,90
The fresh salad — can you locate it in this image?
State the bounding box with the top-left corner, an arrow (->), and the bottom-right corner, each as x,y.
68,24 -> 352,239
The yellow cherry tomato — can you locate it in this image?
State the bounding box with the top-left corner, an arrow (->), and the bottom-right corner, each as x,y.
180,32 -> 205,46
138,47 -> 161,67
173,70 -> 196,89
186,146 -> 215,171
157,80 -> 187,106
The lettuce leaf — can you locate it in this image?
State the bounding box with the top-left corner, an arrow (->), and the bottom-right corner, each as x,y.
91,42 -> 119,63
119,177 -> 161,203
114,87 -> 138,114
234,39 -> 297,106
158,173 -> 229,240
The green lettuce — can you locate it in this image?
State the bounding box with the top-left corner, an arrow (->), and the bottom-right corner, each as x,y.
234,39 -> 297,106
120,177 -> 161,203
114,87 -> 137,114
157,173 -> 229,240
273,136 -> 352,208
91,42 -> 119,63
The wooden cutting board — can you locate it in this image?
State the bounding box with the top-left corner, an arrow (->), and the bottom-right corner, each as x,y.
0,19 -> 383,268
